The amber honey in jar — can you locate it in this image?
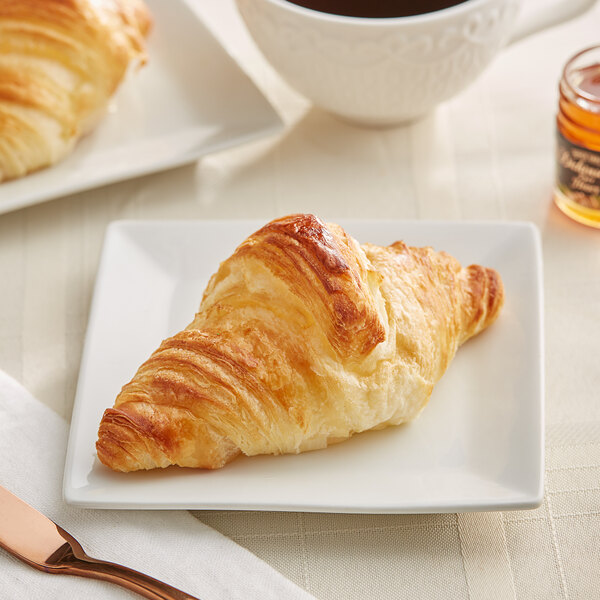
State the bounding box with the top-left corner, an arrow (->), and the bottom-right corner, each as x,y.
555,45 -> 600,228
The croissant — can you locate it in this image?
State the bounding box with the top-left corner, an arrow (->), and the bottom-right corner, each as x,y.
97,214 -> 504,472
0,0 -> 151,182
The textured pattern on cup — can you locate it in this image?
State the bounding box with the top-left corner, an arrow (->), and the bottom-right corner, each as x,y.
237,0 -> 520,124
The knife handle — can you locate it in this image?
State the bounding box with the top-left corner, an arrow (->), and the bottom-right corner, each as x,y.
62,556 -> 201,600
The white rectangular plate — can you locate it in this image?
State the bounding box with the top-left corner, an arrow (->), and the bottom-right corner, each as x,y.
0,0 -> 282,215
64,219 -> 544,512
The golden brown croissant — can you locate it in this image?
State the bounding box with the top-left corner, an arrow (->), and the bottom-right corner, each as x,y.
97,214 -> 504,472
0,0 -> 151,182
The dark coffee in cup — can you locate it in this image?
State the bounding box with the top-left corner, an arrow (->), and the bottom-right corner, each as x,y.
285,0 -> 469,18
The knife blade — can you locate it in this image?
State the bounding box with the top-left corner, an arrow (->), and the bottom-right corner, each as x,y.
0,485 -> 201,599
0,484 -> 69,570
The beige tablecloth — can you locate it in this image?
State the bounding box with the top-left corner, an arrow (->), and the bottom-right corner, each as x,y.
1,1 -> 599,598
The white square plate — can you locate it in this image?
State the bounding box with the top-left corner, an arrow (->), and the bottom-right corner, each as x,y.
64,219 -> 544,512
0,0 -> 282,215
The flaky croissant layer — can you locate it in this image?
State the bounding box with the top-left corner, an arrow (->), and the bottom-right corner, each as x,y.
97,214 -> 504,472
0,0 -> 151,182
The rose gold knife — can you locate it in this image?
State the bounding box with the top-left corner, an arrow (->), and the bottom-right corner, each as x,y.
0,485 -> 201,599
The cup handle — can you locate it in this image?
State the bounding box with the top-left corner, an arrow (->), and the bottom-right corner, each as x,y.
509,0 -> 597,45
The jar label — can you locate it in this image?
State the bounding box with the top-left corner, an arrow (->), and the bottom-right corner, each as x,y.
556,130 -> 600,210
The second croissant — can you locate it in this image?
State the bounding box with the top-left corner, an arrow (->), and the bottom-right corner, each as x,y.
96,214 -> 504,472
0,0 -> 152,182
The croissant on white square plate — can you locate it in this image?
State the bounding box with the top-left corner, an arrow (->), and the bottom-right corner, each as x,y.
0,0 -> 151,182
97,214 -> 504,472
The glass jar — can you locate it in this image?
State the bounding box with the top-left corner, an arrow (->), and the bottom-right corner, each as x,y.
555,45 -> 600,228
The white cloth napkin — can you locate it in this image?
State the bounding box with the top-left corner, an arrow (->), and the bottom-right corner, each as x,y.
0,370 -> 315,600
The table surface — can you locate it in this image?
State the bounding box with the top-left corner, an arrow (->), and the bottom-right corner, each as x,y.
1,1 -> 599,599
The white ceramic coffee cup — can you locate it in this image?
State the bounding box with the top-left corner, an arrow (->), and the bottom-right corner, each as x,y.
236,0 -> 597,125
